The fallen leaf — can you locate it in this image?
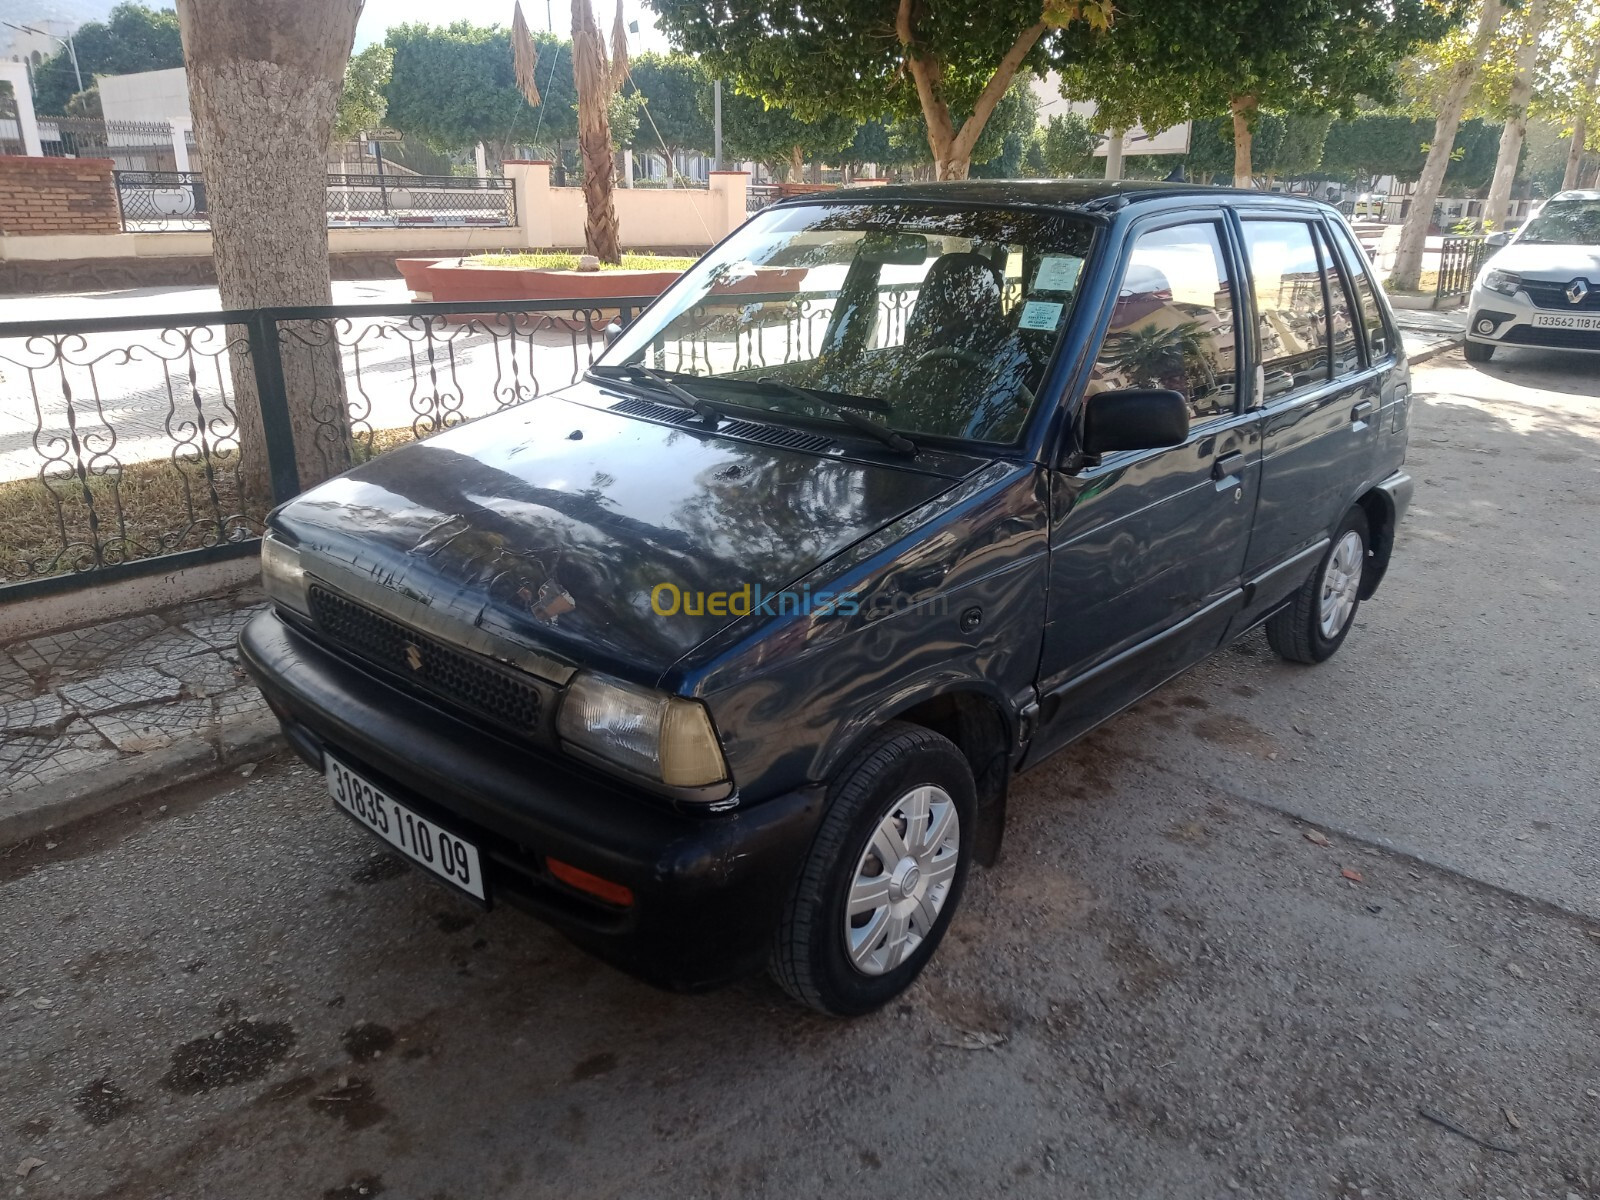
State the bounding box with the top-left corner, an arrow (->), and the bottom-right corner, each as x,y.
15,1158 -> 45,1179
1304,829 -> 1331,847
1341,868 -> 1364,883
1503,1106 -> 1521,1130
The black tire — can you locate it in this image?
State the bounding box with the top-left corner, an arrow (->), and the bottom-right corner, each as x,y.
770,722 -> 975,1016
1463,339 -> 1495,363
1265,507 -> 1370,665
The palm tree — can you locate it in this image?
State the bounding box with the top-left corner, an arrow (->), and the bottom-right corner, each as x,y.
1101,318 -> 1216,396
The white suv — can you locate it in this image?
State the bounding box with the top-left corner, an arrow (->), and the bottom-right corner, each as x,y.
1464,190 -> 1600,362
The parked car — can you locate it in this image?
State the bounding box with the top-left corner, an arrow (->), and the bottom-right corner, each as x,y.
1465,189 -> 1600,362
242,181 -> 1412,1016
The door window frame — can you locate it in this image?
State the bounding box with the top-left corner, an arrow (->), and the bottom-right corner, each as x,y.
1321,216 -> 1398,365
1313,220 -> 1368,378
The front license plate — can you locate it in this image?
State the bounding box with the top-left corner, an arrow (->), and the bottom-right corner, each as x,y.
1531,312 -> 1600,331
326,755 -> 485,900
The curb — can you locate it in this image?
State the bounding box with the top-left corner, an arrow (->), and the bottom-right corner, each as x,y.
1408,338 -> 1461,367
0,713 -> 284,846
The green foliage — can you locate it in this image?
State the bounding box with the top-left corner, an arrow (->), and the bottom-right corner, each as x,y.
1321,113 -> 1432,181
1034,112 -> 1099,177
383,23 -> 577,155
64,86 -> 103,119
33,3 -> 183,116
969,82 -> 1040,175
625,53 -> 713,156
713,87 -> 855,175
334,44 -> 394,141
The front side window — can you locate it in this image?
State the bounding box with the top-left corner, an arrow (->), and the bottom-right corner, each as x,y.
600,203 -> 1096,445
1242,220 -> 1330,403
1088,221 -> 1238,423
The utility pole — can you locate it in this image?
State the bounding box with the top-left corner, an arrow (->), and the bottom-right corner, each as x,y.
713,79 -> 722,171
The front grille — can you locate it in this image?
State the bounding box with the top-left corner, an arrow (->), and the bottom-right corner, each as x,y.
307,586 -> 543,735
1521,279 -> 1600,311
1499,324 -> 1600,350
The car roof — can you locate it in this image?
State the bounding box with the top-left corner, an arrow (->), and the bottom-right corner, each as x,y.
774,178 -> 1335,217
1547,190 -> 1600,203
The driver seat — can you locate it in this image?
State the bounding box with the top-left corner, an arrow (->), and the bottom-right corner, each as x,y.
902,251 -> 1006,359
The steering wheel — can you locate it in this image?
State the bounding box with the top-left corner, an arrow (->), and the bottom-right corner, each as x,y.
914,346 -> 990,371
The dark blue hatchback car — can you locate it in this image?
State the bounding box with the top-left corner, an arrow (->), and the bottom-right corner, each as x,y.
243,180 -> 1412,1015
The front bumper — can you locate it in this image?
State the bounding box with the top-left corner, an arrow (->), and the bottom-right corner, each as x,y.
1465,285 -> 1600,353
240,608 -> 825,991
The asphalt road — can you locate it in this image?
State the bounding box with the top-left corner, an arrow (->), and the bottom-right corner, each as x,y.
3,347 -> 1599,1199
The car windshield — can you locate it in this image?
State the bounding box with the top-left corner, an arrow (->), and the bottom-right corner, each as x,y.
599,201 -> 1098,445
1516,198 -> 1600,245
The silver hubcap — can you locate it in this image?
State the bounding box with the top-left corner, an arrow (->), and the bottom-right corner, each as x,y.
844,784 -> 960,976
1319,530 -> 1364,639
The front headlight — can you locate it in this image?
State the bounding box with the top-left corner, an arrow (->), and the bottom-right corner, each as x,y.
1481,268 -> 1522,297
260,534 -> 310,616
557,671 -> 728,790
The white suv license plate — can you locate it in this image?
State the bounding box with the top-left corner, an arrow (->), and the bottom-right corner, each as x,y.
1531,312 -> 1600,331
326,755 -> 486,900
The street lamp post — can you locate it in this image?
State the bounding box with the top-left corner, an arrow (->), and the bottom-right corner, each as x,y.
1,21 -> 83,95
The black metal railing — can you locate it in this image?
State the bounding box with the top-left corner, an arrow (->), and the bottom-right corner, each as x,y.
0,297 -> 647,600
113,172 -> 516,232
1436,235 -> 1489,304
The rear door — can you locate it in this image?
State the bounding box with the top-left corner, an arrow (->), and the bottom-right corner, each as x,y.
1032,214 -> 1258,758
1231,215 -> 1379,628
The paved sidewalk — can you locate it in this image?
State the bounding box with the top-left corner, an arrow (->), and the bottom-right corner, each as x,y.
1394,305 -> 1466,360
0,589 -> 277,842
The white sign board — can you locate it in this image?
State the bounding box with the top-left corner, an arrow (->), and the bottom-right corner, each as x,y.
1094,122 -> 1192,157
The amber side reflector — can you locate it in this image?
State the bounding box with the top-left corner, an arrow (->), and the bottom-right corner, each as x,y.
547,857 -> 634,907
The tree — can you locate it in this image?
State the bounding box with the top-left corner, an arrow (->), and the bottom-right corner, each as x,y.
650,0 -> 1116,180
384,24 -> 577,160
624,52 -> 712,184
571,0 -> 628,263
1485,0 -> 1550,227
1036,111 -> 1099,177
1320,114 -> 1432,183
1390,0 -> 1507,289
715,88 -> 855,180
175,0 -> 362,512
968,82 -> 1042,177
334,43 -> 393,141
33,3 -> 183,115
1059,0 -> 1463,187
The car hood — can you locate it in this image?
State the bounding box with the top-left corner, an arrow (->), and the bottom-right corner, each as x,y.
271,385 -> 972,684
1488,243 -> 1600,280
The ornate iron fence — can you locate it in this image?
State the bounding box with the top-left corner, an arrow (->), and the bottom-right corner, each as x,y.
0,298 -> 649,601
1435,235 -> 1489,305
112,172 -> 516,232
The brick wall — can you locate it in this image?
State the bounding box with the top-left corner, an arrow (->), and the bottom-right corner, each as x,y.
0,157 -> 120,237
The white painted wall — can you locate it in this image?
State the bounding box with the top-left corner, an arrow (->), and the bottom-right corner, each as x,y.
98,66 -> 192,125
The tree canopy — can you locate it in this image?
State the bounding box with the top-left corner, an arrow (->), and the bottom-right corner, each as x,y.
383,22 -> 577,157
33,2 -> 183,116
333,43 -> 393,141
624,52 -> 713,163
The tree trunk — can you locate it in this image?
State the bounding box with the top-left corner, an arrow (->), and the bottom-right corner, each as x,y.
1562,44 -> 1600,192
176,0 -> 360,516
1391,0 -> 1507,290
1485,0 -> 1547,230
1231,95 -> 1256,189
571,0 -> 620,262
1103,129 -> 1125,180
789,145 -> 804,182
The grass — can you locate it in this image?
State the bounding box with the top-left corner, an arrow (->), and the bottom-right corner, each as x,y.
467,251 -> 698,271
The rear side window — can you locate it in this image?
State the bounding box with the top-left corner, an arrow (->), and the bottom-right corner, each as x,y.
1089,221 -> 1239,423
1241,220 -> 1329,403
1316,225 -> 1362,378
1325,219 -> 1392,359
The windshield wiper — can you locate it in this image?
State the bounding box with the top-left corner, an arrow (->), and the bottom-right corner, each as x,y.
586,364 -> 727,425
755,377 -> 916,455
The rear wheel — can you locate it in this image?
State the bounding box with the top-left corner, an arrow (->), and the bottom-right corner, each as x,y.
1266,507 -> 1369,664
770,722 -> 974,1016
1463,339 -> 1495,363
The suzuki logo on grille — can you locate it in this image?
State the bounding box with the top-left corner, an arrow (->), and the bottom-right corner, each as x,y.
1567,278 -> 1590,304
404,643 -> 423,671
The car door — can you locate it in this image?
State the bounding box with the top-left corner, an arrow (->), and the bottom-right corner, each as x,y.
1230,214 -> 1380,631
1030,215 -> 1259,760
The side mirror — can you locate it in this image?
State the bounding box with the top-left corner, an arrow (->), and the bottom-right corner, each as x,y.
1082,388 -> 1190,457
1484,231 -> 1509,247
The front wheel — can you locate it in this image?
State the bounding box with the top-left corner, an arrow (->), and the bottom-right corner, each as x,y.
770,722 -> 974,1016
1463,339 -> 1495,363
1266,507 -> 1369,664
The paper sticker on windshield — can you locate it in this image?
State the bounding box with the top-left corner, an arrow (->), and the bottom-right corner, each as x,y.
1018,300 -> 1064,332
1033,255 -> 1083,292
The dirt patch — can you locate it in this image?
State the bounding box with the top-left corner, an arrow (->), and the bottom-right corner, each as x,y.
342,1022 -> 396,1063
309,1078 -> 388,1131
569,1051 -> 618,1082
1191,714 -> 1280,757
433,911 -> 474,933
161,1020 -> 296,1095
74,1078 -> 133,1127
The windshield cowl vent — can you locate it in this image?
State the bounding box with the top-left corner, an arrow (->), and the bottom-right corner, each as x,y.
609,398 -> 835,454
608,397 -> 698,425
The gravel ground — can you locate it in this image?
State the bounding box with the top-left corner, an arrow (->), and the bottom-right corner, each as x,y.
2,348 -> 1598,1200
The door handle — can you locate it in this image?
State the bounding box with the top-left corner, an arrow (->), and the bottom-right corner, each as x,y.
1351,400 -> 1376,425
1211,450 -> 1244,486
